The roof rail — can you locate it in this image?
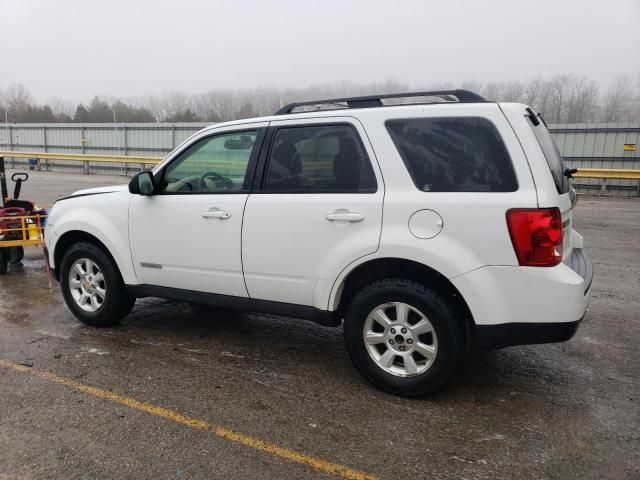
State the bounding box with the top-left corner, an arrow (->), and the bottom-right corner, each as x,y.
274,89 -> 486,115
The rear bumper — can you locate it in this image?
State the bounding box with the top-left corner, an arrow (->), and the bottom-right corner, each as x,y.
565,247 -> 593,294
474,318 -> 582,349
451,248 -> 592,347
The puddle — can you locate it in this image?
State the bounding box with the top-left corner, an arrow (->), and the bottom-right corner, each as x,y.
82,347 -> 110,355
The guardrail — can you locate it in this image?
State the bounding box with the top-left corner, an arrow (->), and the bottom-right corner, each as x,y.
572,168 -> 640,195
0,150 -> 161,175
1,151 -> 639,195
573,168 -> 640,180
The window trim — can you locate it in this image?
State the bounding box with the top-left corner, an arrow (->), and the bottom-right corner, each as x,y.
254,122 -> 378,194
384,116 -> 519,193
154,127 -> 266,196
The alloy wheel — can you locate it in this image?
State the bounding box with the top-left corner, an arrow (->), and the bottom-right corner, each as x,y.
68,258 -> 106,312
363,302 -> 438,377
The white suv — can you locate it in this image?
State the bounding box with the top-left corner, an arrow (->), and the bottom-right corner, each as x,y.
44,90 -> 592,397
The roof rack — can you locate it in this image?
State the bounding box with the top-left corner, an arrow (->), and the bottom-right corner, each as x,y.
275,89 -> 486,115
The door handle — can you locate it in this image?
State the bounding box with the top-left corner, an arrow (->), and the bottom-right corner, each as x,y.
201,208 -> 231,219
326,211 -> 364,223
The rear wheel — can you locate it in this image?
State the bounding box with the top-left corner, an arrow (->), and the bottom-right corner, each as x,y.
343,278 -> 464,397
60,242 -> 135,326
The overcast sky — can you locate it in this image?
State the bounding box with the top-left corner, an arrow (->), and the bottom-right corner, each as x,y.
1,0 -> 638,102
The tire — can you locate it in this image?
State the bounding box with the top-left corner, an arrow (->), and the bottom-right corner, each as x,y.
343,278 -> 464,397
8,246 -> 24,264
0,249 -> 7,275
59,242 -> 135,326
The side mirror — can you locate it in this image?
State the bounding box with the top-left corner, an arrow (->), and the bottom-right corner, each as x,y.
129,171 -> 156,196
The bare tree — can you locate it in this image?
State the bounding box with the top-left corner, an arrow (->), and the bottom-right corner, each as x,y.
601,75 -> 634,122
547,75 -> 572,123
47,96 -> 75,120
504,81 -> 527,102
481,82 -> 503,102
461,81 -> 483,94
565,75 -> 599,123
3,83 -> 33,120
0,87 -> 5,121
2,73 -> 640,124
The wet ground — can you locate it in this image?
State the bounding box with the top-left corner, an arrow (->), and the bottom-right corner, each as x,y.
1,171 -> 639,479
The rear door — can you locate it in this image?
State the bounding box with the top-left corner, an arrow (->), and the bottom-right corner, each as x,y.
241,118 -> 384,308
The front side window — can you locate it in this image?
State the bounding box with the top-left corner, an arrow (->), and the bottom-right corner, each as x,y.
386,117 -> 518,192
263,125 -> 377,193
161,130 -> 258,193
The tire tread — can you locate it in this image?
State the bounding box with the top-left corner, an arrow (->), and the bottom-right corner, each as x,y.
60,242 -> 134,326
343,277 -> 464,397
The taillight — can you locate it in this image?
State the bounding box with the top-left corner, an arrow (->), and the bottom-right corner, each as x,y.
506,208 -> 563,267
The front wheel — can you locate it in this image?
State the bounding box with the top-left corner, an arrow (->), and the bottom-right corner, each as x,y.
343,278 -> 464,397
60,242 -> 135,326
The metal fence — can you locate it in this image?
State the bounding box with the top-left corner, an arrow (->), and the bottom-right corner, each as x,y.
0,123 -> 209,175
1,121 -> 639,195
553,123 -> 640,196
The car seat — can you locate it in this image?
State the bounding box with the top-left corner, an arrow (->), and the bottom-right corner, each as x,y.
267,142 -> 304,190
333,137 -> 366,190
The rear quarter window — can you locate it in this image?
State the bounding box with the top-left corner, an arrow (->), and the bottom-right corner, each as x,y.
385,117 -> 518,192
526,116 -> 569,194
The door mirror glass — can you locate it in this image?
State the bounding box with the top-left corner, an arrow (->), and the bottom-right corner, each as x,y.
129,171 -> 155,195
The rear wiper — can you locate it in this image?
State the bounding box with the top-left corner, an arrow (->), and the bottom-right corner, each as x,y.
526,107 -> 540,126
525,108 -> 548,127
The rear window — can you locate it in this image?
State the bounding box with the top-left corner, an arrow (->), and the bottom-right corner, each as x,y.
385,117 -> 517,192
526,116 -> 569,194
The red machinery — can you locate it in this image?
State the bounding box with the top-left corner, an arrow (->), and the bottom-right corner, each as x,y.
0,157 -> 47,274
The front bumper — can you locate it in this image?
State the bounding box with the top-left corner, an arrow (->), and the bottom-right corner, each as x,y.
42,245 -> 56,280
43,224 -> 58,280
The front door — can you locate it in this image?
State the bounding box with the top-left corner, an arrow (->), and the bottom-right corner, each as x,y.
129,125 -> 266,296
242,119 -> 384,308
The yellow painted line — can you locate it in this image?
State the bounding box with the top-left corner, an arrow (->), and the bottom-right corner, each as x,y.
0,359 -> 377,480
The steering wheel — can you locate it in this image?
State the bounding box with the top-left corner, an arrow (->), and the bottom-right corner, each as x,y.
199,171 -> 234,191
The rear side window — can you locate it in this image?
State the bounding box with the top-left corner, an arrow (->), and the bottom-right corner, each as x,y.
526,116 -> 569,194
386,117 -> 518,192
263,125 -> 377,193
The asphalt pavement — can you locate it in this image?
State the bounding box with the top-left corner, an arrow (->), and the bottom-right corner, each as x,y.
1,170 -> 638,479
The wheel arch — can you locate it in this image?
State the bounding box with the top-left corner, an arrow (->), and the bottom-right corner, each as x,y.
52,230 -> 132,283
334,257 -> 475,342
